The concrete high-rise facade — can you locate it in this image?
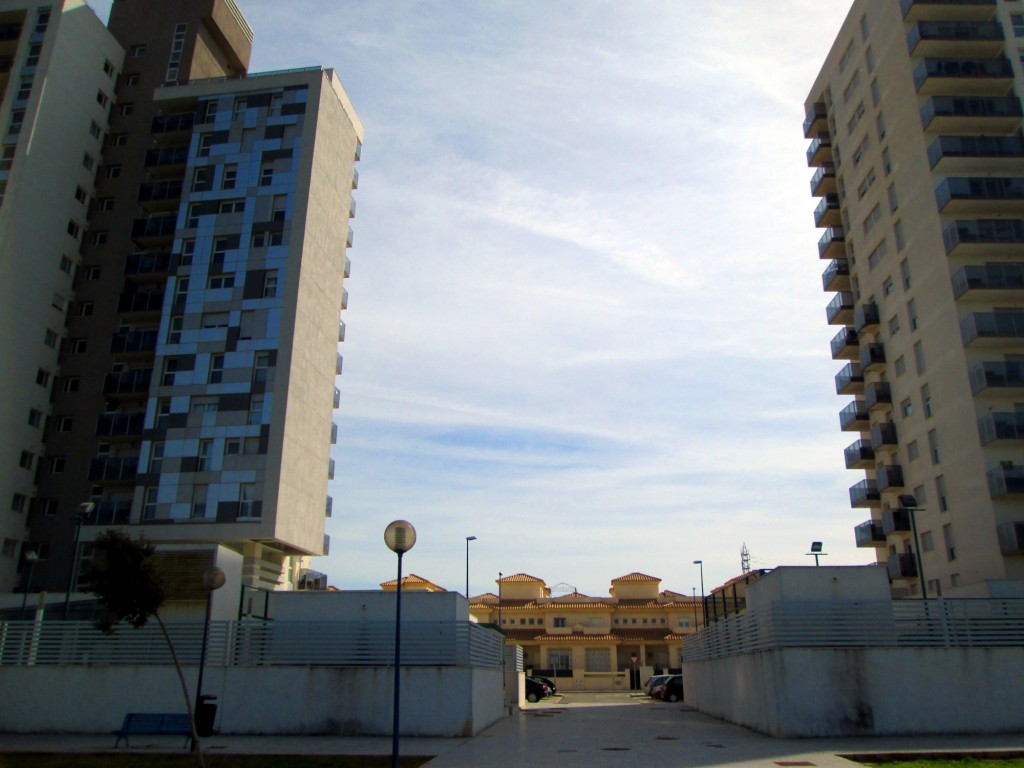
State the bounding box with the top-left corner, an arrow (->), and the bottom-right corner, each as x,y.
806,0 -> 1024,596
0,0 -> 361,595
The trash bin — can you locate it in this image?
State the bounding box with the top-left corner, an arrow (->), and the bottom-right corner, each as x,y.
196,695 -> 218,737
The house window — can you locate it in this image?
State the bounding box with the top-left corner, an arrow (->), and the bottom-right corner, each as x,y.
19,451 -> 34,470
239,483 -> 257,517
224,438 -> 241,455
584,648 -> 611,672
130,44 -> 146,57
883,277 -> 894,296
143,487 -> 158,520
272,195 -> 287,221
253,352 -> 271,382
913,341 -> 926,374
167,316 -> 183,343
263,271 -> 278,298
553,617 -> 566,628
36,369 -> 50,387
197,133 -> 213,157
174,277 -> 189,305
192,167 -> 212,191
96,90 -> 108,108
921,384 -> 932,418
943,523 -> 956,561
928,429 -> 941,464
907,441 -> 919,462
209,354 -> 224,384
888,315 -> 900,336
219,200 -> 244,214
149,441 -> 164,473
59,255 -> 74,274
105,165 -> 121,179
123,73 -> 139,86
162,358 -> 178,386
259,166 -> 274,186
118,103 -> 134,117
187,203 -> 201,228
27,409 -> 43,428
901,399 -> 913,418
62,377 -> 79,393
48,456 -> 65,473
201,312 -> 229,329
56,415 -> 73,432
43,329 -> 58,348
248,396 -> 264,425
936,475 -> 949,512
11,493 -> 27,513
212,237 -> 229,265
208,275 -> 234,290
197,439 -> 213,471
222,165 -> 237,189
191,485 -> 208,519
75,186 -> 88,204
156,398 -> 171,428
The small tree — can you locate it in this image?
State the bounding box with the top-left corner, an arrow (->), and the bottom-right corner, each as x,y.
84,530 -> 207,768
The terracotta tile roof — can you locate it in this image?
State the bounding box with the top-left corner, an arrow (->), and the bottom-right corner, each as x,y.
546,591 -> 612,607
611,628 -> 678,642
469,592 -> 499,604
528,632 -> 620,642
498,573 -> 545,584
379,573 -> 447,591
615,599 -> 665,609
503,629 -> 544,642
611,572 -> 661,583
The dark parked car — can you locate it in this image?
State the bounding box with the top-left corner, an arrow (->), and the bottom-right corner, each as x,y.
654,674 -> 684,702
525,677 -> 550,703
531,676 -> 558,695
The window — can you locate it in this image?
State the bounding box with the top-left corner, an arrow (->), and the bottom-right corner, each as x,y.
244,437 -> 260,455
259,166 -> 274,186
222,165 -> 237,189
847,101 -> 866,135
1012,13 -> 1024,36
191,398 -> 217,414
921,385 -> 933,418
842,68 -> 861,103
67,221 -> 81,239
16,77 -> 32,101
71,338 -> 87,354
270,94 -> 283,116
203,101 -> 218,122
907,440 -> 919,462
888,315 -> 900,336
272,195 -> 287,221
239,483 -> 257,517
269,231 -> 283,247
839,40 -> 855,73
192,166 -> 212,192
901,399 -> 913,418
248,396 -> 264,425
263,271 -> 278,298
197,440 -> 213,471
96,90 -> 109,108
156,398 -> 171,428
90,232 -> 108,246
585,648 -> 611,672
197,133 -> 214,157
857,167 -> 876,199
181,240 -> 195,263
11,493 -> 27,513
887,183 -> 898,212
167,316 -> 183,344
251,232 -> 266,248
75,186 -> 88,204
209,354 -> 224,384
233,98 -> 248,119
149,441 -> 164,473
928,429 -> 941,464
26,44 -> 41,67
28,409 -> 43,428
863,204 -> 882,235
36,369 -> 50,387
117,104 -> 134,117
76,302 -> 93,317
209,275 -> 234,290
913,341 -> 926,374
62,377 -> 79,393
174,277 -> 189,305
82,152 -> 96,172
894,219 -> 905,251
936,475 -> 949,512
553,617 -> 566,628
943,523 -> 956,561
59,255 -> 74,274
921,530 -> 933,552
56,415 -> 73,432
201,312 -> 229,329
865,46 -> 875,73
882,146 -> 892,176
48,456 -> 65,473
130,44 -> 146,57
143,487 -> 158,520
89,120 -> 102,140
162,357 -> 178,386
19,451 -> 34,470
883,277 -> 894,296
191,485 -> 208,519
876,113 -> 886,141
225,438 -> 241,455
105,165 -> 121,179
907,299 -> 918,331
852,135 -> 870,166
219,200 -> 244,214
187,203 -> 201,228
110,134 -> 127,147
43,329 -> 58,349
253,352 -> 271,382
860,13 -> 869,40
123,73 -> 139,87
867,239 -> 888,269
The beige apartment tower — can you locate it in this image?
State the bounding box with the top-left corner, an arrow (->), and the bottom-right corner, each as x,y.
0,0 -> 361,596
806,0 -> 1024,596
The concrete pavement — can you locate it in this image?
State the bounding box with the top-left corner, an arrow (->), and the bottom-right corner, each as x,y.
2,692 -> 1023,766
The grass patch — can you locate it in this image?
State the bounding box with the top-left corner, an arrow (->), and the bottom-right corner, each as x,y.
0,755 -> 431,768
853,756 -> 1024,768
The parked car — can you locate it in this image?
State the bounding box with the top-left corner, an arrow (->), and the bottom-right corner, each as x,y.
532,676 -> 558,695
653,674 -> 684,702
644,674 -> 672,696
525,677 -> 550,703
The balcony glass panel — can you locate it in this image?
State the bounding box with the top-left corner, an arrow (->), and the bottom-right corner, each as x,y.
952,262 -> 1024,297
960,311 -> 1024,345
921,95 -> 1022,129
943,219 -> 1024,254
859,343 -> 886,370
845,439 -> 874,468
913,57 -> 1012,91
831,327 -> 860,360
907,20 -> 1004,53
887,553 -> 918,579
928,135 -> 1024,169
826,291 -> 854,324
865,381 -> 892,410
970,360 -> 1024,393
849,479 -> 881,508
988,465 -> 1024,497
870,421 -> 899,449
855,520 -> 886,547
839,400 -> 869,430
936,177 -> 1024,210
854,303 -> 880,332
818,226 -> 845,258
814,194 -> 840,226
822,259 -> 850,291
835,362 -> 864,394
803,102 -> 828,137
979,412 -> 1024,445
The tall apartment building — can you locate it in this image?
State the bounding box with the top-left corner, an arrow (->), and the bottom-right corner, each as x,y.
806,0 -> 1024,597
0,0 -> 361,595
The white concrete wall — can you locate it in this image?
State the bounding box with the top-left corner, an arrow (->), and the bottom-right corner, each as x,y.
265,589 -> 469,622
685,646 -> 1024,737
0,664 -> 503,737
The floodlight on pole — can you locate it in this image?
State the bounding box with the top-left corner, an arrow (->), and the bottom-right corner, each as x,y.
807,541 -> 827,566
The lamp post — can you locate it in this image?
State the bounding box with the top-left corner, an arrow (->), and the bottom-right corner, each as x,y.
19,551 -> 39,619
385,520 -> 416,768
693,560 -> 705,627
465,535 -> 476,599
63,502 -> 94,619
195,566 -> 226,737
899,494 -> 928,599
691,587 -> 698,629
807,541 -> 827,566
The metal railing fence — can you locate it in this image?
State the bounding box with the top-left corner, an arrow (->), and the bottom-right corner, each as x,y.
0,620 -> 502,669
683,599 -> 1024,662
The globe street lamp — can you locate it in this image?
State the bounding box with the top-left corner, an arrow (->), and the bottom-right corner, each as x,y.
465,535 -> 477,599
385,520 -> 416,768
693,560 -> 705,627
195,566 -> 226,737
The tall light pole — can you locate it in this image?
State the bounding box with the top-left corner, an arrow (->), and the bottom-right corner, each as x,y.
807,541 -> 827,566
690,587 -> 698,629
195,566 -> 226,737
64,502 -> 94,619
465,535 -> 477,599
385,520 -> 416,768
19,551 -> 39,619
900,494 -> 928,599
693,560 -> 705,628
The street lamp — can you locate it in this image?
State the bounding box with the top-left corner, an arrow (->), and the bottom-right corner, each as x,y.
195,565 -> 226,737
693,560 -> 705,627
19,550 -> 39,619
807,541 -> 827,566
384,520 -> 416,768
64,502 -> 94,619
899,494 -> 928,599
465,535 -> 477,599
690,587 -> 698,629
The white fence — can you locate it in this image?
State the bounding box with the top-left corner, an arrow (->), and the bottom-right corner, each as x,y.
0,619 -> 503,668
682,598 -> 1024,662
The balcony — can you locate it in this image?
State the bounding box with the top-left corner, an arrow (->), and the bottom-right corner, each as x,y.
878,464 -> 906,492
850,479 -> 881,508
952,263 -> 1024,300
835,362 -> 865,395
920,95 -> 1022,134
988,465 -> 1024,498
807,136 -> 833,167
928,135 -> 1024,174
871,421 -> 899,450
970,360 -> 1024,396
151,112 -> 194,139
913,57 -> 1013,95
854,303 -> 880,333
331,422 -> 338,445
325,496 -> 333,517
906,21 -> 1005,58
936,177 -> 1024,215
131,216 -> 177,247
960,311 -> 1024,348
109,330 -> 158,357
900,0 -> 996,23
855,520 -> 887,548
803,102 -> 828,138
845,439 -> 875,469
138,179 -> 183,213
826,291 -> 854,325
352,168 -> 359,189
336,353 -> 343,375
865,381 -> 892,411
859,343 -> 886,373
82,501 -> 131,526
979,412 -> 1024,445
95,412 -> 146,440
831,326 -> 860,360
943,219 -> 1024,256
323,534 -> 330,556
88,456 -> 138,483
103,369 -> 153,397
328,458 -> 335,480
344,256 -> 351,278
882,507 -> 912,535
888,553 -> 918,580
822,259 -> 850,292
818,226 -> 846,259
340,288 -> 348,310
117,290 -> 164,316
338,320 -> 346,342
124,251 -> 171,279
810,165 -> 837,196
997,521 -> 1024,555
143,145 -> 189,176
814,194 -> 841,227
839,400 -> 869,431
333,387 -> 340,408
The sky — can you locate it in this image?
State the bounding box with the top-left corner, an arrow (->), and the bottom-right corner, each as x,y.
96,0 -> 861,597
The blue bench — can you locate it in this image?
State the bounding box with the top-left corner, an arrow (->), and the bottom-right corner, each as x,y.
112,713 -> 193,748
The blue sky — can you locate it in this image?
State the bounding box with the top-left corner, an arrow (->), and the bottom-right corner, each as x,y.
94,0 -> 860,597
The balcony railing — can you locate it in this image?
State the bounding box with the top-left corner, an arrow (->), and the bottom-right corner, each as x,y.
810,165 -> 836,196
854,520 -> 886,547
333,387 -> 340,408
117,291 -> 164,315
835,362 -> 864,395
143,145 -> 189,168
831,326 -> 859,360
110,330 -> 158,355
952,262 -> 1024,298
960,311 -> 1024,346
95,412 -> 146,439
882,507 -> 912,535
151,113 -> 195,134
854,303 -> 880,332
936,177 -> 1024,212
850,479 -> 881,508
124,252 -> 171,277
888,553 -> 918,580
814,194 -> 840,227
907,20 -> 1004,56
325,496 -> 333,517
870,421 -> 899,450
877,464 -> 906,492
803,102 -> 828,138
822,259 -> 850,292
865,381 -> 892,410
103,369 -> 153,396
807,136 -> 832,167
82,501 -> 132,526
979,412 -> 1024,445
988,465 -> 1024,498
132,216 -> 177,242
943,219 -> 1024,254
921,95 -> 1022,132
88,456 -> 139,483
844,439 -> 874,469
913,57 -> 1013,93
818,226 -> 845,259
970,360 -> 1024,394
839,400 -> 869,431
826,291 -> 854,324
859,343 -> 886,371
900,0 -> 996,21
928,135 -> 1024,170
138,179 -> 183,204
